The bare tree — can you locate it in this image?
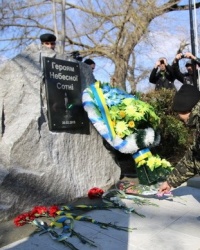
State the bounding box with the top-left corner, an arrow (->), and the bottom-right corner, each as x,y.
0,0 -> 200,90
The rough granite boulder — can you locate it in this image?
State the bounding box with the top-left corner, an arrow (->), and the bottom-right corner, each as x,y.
0,44 -> 120,221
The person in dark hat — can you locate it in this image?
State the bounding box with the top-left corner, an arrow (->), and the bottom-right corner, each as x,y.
40,33 -> 56,50
171,52 -> 200,87
84,58 -> 96,71
84,58 -> 97,81
158,84 -> 200,195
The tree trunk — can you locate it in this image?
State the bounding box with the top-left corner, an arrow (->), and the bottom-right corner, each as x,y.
112,55 -> 128,90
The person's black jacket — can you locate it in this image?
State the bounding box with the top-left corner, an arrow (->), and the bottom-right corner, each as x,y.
149,65 -> 175,90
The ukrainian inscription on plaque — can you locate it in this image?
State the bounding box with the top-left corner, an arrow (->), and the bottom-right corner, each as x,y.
43,57 -> 87,131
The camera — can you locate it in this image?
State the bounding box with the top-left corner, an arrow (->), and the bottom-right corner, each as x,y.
70,51 -> 83,62
160,60 -> 164,64
181,53 -> 185,59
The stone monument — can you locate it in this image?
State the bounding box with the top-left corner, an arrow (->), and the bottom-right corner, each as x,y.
0,44 -> 120,221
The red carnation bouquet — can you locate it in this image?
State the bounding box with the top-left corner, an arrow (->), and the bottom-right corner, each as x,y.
88,187 -> 104,199
14,205 -> 59,227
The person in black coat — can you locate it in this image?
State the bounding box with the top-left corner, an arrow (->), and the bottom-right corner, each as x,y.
149,57 -> 175,90
171,52 -> 200,88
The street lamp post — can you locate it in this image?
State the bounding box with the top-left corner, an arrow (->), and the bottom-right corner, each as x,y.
189,0 -> 197,88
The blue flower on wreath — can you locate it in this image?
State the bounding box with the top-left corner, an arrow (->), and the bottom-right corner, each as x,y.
102,85 -> 111,93
106,98 -> 117,107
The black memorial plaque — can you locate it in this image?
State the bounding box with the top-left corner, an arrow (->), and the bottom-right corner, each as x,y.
43,57 -> 87,131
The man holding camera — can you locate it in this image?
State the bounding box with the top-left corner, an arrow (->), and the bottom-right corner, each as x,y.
172,52 -> 200,88
149,57 -> 175,90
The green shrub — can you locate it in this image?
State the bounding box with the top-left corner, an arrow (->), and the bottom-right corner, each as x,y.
139,88 -> 191,164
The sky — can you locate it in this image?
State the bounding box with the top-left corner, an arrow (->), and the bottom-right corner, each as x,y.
0,1 -> 199,93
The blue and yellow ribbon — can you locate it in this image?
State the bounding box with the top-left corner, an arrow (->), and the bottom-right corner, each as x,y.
52,211 -> 133,232
132,148 -> 152,164
90,82 -> 115,140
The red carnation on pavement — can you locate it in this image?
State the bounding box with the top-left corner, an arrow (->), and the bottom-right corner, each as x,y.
88,187 -> 104,199
31,206 -> 48,216
48,205 -> 59,217
14,212 -> 35,227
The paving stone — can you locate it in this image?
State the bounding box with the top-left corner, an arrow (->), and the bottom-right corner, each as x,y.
1,182 -> 200,250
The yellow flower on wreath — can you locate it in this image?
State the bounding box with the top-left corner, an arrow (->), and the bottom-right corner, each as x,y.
124,105 -> 137,117
119,110 -> 126,118
115,121 -> 131,137
136,155 -> 173,172
117,132 -> 125,138
128,121 -> 135,128
161,159 -> 173,168
147,156 -> 162,171
109,106 -> 119,120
